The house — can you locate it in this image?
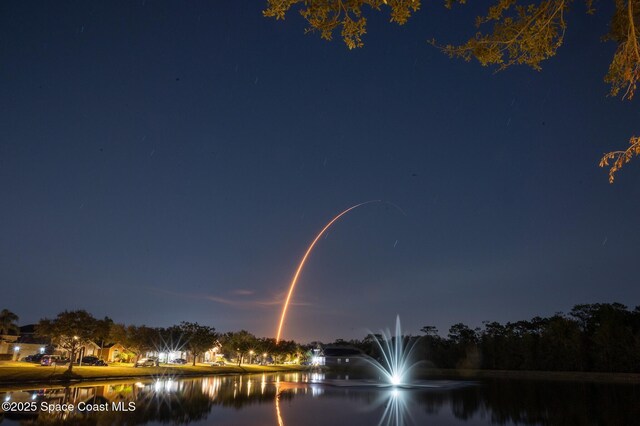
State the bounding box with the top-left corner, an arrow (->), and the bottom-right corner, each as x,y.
2,324 -> 124,362
0,325 -> 50,360
0,331 -> 19,360
321,345 -> 371,367
13,335 -> 52,360
201,342 -> 223,363
57,340 -> 101,362
99,343 -> 129,362
17,324 -> 102,361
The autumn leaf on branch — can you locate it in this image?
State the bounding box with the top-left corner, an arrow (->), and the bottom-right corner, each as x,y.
433,0 -> 569,71
263,0 -> 421,49
604,0 -> 640,100
600,136 -> 640,183
599,0 -> 640,182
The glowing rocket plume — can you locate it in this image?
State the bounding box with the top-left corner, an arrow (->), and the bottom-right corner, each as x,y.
276,200 -> 380,342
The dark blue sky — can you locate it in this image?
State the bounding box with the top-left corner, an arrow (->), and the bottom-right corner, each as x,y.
2,1 -> 639,342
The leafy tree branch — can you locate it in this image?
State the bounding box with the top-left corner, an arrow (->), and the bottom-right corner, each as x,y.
264,0 -> 640,182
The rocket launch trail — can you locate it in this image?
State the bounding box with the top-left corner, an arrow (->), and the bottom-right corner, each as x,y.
275,200 -> 382,342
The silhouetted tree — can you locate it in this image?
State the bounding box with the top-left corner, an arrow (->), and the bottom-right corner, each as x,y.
37,310 -> 101,373
179,322 -> 217,366
94,316 -> 114,360
221,330 -> 258,365
416,302 -> 640,373
448,323 -> 480,369
0,309 -> 19,335
111,324 -> 159,366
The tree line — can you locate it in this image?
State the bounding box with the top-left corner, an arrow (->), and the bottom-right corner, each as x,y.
1,309 -> 304,374
338,303 -> 640,373
5,302 -> 640,373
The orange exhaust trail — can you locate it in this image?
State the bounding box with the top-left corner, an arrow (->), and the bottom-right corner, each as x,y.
275,200 -> 381,342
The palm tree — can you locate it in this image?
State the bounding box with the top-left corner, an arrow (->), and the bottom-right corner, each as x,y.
0,309 -> 19,335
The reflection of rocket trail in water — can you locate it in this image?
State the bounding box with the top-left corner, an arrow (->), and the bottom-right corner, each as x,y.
275,200 -> 381,343
275,388 -> 284,426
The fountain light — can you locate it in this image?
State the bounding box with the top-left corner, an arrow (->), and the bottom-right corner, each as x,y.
363,316 -> 423,387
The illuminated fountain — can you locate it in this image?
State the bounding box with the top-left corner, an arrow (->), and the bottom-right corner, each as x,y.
362,315 -> 424,388
320,316 -> 466,391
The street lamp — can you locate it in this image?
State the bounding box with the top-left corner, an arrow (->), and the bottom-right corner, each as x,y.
263,353 -> 267,365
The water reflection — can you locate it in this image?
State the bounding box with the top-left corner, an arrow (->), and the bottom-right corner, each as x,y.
275,387 -> 284,426
0,374 -> 639,425
377,389 -> 410,426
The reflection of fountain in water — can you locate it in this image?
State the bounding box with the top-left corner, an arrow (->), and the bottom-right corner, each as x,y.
378,389 -> 410,426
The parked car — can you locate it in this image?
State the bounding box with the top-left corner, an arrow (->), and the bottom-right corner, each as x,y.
80,356 -> 108,366
135,357 -> 158,367
23,353 -> 45,363
40,355 -> 70,366
170,358 -> 187,364
212,360 -> 225,366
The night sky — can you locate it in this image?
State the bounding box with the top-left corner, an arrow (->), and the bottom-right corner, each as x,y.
2,1 -> 640,342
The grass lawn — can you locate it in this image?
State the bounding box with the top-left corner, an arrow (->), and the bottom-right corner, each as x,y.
0,361 -> 306,386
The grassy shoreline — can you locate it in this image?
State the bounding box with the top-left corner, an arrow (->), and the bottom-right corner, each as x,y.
3,361 -> 640,391
0,361 -> 306,390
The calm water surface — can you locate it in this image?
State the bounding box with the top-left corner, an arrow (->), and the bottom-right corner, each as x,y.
1,372 -> 638,425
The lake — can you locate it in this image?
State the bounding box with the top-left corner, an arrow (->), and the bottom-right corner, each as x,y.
1,372 -> 639,425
